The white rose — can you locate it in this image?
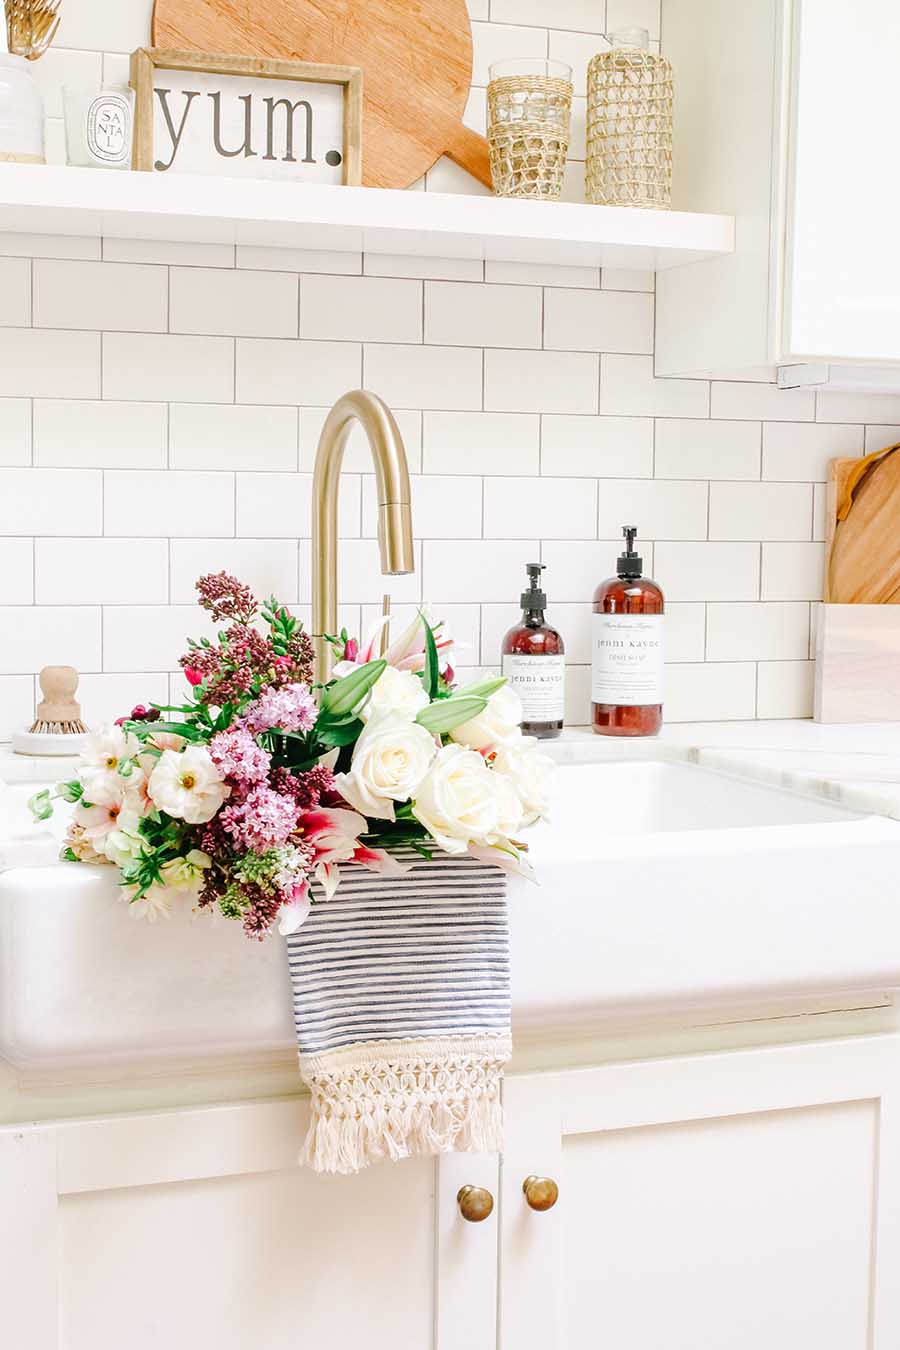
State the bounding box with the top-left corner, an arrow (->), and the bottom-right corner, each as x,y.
411,744 -> 500,853
148,746 -> 230,825
360,665 -> 430,723
491,771 -> 525,840
334,713 -> 437,822
450,684 -> 523,753
491,741 -> 554,828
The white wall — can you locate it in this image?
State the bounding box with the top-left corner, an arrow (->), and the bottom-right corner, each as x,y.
0,0 -> 897,735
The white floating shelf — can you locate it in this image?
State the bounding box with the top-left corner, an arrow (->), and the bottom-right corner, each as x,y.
0,164 -> 733,270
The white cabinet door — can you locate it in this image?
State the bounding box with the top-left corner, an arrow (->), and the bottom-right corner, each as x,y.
1,1098 -> 443,1350
499,1035 -> 900,1350
784,0 -> 900,363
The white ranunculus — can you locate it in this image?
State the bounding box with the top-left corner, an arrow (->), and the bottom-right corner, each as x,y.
360,664 -> 430,724
148,746 -> 230,824
491,740 -> 554,828
449,684 -> 523,753
334,713 -> 437,822
161,849 -> 212,892
80,725 -> 140,774
102,807 -> 146,867
411,743 -> 500,853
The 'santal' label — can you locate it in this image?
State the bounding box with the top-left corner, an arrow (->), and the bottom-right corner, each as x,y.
591,614 -> 664,706
502,654 -> 565,721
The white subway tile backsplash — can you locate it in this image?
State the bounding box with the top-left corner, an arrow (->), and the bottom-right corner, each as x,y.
596,479 -> 708,540
0,259 -> 30,327
539,539 -> 640,601
237,338 -> 361,405
544,289 -> 654,354
484,475 -> 597,538
170,268 -> 298,338
170,404 -> 298,471
363,475 -> 482,539
0,539 -> 33,603
710,381 -> 815,422
77,672 -> 171,727
335,539 -> 424,606
654,542 -> 759,602
813,483 -> 827,542
471,20 -> 548,85
756,661 -> 815,719
55,5 -> 152,53
104,333 -> 233,403
486,349 -> 598,414
864,425 -> 900,454
761,542 -> 826,602
654,419 -> 760,480
0,674 -> 39,739
815,389 -> 900,425
709,482 -> 812,541
300,407 -> 422,473
171,539 -> 301,605
425,158 -> 493,197
564,664 -> 591,726
103,606 -> 217,673
490,0 -> 605,31
32,47 -> 102,119
663,662 -> 757,723
762,421 -> 864,482
33,259 -> 167,332
365,344 -> 483,410
0,399 -> 31,466
607,0 -> 660,40
0,329 -> 100,398
104,471 -> 234,538
600,355 -> 708,418
664,603 -> 707,663
424,411 -> 539,475
425,281 -> 542,348
425,539 -> 538,602
485,260 -> 599,289
237,473 -> 360,539
35,538 -> 168,605
706,602 -> 810,662
542,415 -> 653,477
0,606 -> 101,674
302,276 -> 422,343
548,29 -> 609,93
33,399 -> 167,469
0,468 -> 101,535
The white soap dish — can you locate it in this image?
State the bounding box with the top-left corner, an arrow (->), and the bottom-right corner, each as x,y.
12,665 -> 90,757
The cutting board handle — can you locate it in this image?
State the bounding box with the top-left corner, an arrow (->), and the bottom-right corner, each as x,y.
442,120 -> 493,189
836,441 -> 900,520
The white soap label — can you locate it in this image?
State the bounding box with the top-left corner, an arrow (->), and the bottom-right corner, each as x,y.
502,654 -> 565,721
591,613 -> 664,706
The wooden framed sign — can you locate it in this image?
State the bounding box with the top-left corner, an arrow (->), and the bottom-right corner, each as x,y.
130,49 -> 362,184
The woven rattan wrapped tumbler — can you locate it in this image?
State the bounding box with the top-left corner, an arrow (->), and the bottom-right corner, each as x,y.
487,58 -> 573,200
586,28 -> 673,209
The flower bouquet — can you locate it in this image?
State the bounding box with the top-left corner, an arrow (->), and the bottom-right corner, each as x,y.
32,573 -> 552,1172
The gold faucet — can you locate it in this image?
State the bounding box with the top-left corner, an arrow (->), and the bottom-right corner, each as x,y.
312,390 -> 415,685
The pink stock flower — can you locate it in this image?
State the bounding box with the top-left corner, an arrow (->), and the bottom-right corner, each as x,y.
244,683 -> 317,735
220,784 -> 301,851
210,725 -> 271,784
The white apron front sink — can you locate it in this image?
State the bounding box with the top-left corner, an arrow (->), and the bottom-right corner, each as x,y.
2,758 -> 900,1070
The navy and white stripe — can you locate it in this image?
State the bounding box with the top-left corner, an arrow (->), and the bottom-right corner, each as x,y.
286,850 -> 511,1056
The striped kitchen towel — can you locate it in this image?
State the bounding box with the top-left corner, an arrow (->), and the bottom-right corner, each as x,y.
285,849 -> 511,1175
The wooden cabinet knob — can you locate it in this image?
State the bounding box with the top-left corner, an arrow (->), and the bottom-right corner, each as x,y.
457,1184 -> 494,1223
523,1175 -> 559,1212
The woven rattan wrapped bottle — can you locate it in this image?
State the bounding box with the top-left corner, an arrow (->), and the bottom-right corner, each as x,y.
586,28 -> 672,210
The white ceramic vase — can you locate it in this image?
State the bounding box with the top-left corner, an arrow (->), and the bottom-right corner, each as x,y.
0,53 -> 44,163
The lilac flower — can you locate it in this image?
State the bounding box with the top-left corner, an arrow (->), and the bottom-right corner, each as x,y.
210,725 -> 271,785
245,683 -> 317,736
220,784 -> 300,851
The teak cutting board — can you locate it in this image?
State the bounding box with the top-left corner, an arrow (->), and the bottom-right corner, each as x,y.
151,0 -> 492,190
825,443 -> 900,603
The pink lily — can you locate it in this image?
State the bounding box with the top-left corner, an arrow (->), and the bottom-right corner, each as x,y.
299,806 -> 413,899
468,840 -> 537,883
277,881 -> 311,936
337,610 -> 455,673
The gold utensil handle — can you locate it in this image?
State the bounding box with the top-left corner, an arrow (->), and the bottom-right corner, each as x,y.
522,1175 -> 559,1212
457,1185 -> 495,1223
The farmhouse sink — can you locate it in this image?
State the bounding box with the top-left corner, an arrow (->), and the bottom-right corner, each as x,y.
2,758 -> 900,1071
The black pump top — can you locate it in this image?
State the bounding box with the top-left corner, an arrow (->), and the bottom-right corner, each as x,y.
521,562 -> 547,611
617,525 -> 643,579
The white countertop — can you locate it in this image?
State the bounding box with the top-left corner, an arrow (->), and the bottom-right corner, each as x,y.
3,718 -> 900,821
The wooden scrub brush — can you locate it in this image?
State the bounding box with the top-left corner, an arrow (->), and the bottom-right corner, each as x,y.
12,665 -> 90,756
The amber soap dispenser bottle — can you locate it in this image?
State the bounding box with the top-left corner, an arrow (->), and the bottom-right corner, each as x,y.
502,563 -> 565,739
592,527 -> 664,737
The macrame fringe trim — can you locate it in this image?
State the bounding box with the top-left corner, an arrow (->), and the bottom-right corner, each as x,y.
299,1036 -> 512,1175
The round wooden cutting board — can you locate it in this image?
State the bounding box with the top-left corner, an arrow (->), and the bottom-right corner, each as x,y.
828,443 -> 900,604
151,0 -> 491,189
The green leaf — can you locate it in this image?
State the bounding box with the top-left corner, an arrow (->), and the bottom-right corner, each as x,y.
456,675 -> 506,701
320,659 -> 386,717
422,616 -> 440,700
318,718 -> 364,748
148,721 -> 208,742
416,695 -> 487,734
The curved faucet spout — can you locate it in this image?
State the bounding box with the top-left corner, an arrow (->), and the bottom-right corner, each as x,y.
312,390 -> 415,685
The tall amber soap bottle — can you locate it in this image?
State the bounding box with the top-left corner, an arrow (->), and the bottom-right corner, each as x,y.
592,526 -> 664,737
502,563 -> 565,739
